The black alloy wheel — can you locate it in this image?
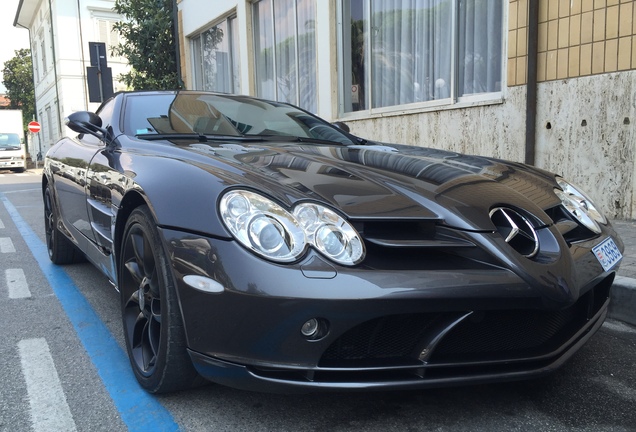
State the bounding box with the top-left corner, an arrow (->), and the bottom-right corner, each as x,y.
44,184 -> 81,264
119,205 -> 201,393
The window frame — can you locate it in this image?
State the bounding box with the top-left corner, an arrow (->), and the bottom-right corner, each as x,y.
251,0 -> 318,112
336,0 -> 506,119
38,30 -> 47,77
190,13 -> 241,94
45,106 -> 53,142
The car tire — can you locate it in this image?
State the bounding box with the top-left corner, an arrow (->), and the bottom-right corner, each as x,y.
44,184 -> 82,264
119,205 -> 202,393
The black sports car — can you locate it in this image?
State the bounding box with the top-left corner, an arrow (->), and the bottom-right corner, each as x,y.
43,90 -> 624,394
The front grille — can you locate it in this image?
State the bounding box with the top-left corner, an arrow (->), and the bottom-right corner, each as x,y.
320,314 -> 440,366
319,279 -> 611,368
430,307 -> 579,362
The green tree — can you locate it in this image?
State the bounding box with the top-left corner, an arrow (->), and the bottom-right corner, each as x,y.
112,0 -> 182,90
1,48 -> 35,131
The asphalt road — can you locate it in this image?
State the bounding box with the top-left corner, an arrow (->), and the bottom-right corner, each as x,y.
1,170 -> 636,432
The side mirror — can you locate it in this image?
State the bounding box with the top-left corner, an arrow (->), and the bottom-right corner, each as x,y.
332,121 -> 350,133
65,111 -> 103,134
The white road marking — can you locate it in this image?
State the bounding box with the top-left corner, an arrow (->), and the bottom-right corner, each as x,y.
6,268 -> 31,299
2,187 -> 41,195
603,320 -> 636,334
0,218 -> 4,228
0,237 -> 16,253
18,338 -> 78,432
592,375 -> 636,403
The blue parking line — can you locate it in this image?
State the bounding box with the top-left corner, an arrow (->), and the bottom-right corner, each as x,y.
1,194 -> 180,432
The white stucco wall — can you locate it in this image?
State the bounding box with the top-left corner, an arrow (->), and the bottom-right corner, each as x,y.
179,0 -> 237,35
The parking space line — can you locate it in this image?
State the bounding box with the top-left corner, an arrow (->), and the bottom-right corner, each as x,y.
19,338 -> 78,432
2,187 -> 41,195
6,268 -> 31,299
0,193 -> 179,431
0,218 -> 5,229
0,237 -> 16,253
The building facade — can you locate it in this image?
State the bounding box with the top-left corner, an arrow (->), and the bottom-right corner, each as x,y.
177,0 -> 636,219
14,0 -> 129,157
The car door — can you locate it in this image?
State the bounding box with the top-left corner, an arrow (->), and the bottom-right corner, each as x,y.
85,146 -> 122,256
82,99 -> 122,278
51,132 -> 103,249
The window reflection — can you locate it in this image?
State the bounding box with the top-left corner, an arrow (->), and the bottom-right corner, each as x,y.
342,0 -> 503,112
253,0 -> 317,113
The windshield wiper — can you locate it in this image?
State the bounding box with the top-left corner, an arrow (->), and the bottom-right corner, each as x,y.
135,133 -> 265,142
253,134 -> 352,146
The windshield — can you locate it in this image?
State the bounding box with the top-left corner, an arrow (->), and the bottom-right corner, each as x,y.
123,92 -> 355,145
0,133 -> 21,147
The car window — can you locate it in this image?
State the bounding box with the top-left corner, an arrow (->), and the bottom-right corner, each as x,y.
0,133 -> 21,147
124,92 -> 356,145
97,98 -> 115,128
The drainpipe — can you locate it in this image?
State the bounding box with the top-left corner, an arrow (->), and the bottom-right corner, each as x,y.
172,0 -> 184,89
77,0 -> 89,110
48,0 -> 64,140
525,0 -> 539,166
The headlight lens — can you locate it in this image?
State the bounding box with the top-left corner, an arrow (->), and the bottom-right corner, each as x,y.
554,177 -> 607,234
220,191 -> 305,262
219,190 -> 365,265
293,203 -> 365,265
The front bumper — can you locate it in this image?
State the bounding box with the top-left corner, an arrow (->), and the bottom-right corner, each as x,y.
0,159 -> 25,169
189,301 -> 608,393
160,224 -> 622,393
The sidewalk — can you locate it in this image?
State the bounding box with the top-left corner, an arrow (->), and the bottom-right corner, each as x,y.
609,219 -> 636,326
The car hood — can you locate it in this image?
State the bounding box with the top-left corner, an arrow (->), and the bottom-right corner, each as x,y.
183,141 -> 560,231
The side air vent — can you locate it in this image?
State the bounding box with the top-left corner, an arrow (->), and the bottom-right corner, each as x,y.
489,207 -> 539,258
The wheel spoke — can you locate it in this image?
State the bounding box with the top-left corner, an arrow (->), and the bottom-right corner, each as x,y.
124,287 -> 141,309
147,269 -> 161,299
142,236 -> 155,278
129,231 -> 146,274
124,259 -> 144,287
44,191 -> 53,246
148,312 -> 161,357
131,312 -> 157,373
151,296 -> 162,324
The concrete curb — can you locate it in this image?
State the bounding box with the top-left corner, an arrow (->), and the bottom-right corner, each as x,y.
608,276 -> 636,327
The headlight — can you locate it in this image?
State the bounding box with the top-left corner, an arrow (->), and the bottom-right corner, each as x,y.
554,177 -> 607,234
219,190 -> 306,262
293,203 -> 365,265
219,190 -> 365,265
